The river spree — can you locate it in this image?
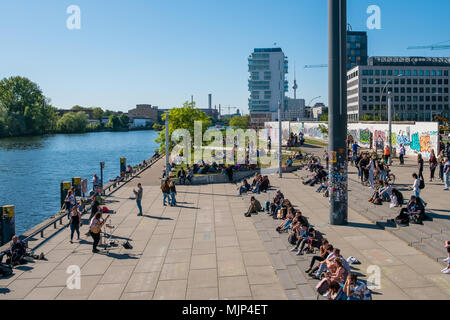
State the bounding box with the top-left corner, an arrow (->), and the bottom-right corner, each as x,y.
0,130 -> 159,235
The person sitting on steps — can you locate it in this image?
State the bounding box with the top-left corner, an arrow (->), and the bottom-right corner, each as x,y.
245,196 -> 262,217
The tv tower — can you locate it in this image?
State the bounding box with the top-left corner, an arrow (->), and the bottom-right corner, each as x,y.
292,63 -> 298,99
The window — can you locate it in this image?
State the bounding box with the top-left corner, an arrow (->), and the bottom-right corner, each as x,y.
413,70 -> 418,76
407,70 -> 412,76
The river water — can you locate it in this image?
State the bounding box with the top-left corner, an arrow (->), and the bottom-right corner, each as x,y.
0,130 -> 159,235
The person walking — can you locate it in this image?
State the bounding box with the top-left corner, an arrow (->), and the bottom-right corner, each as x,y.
366,156 -> 375,190
429,150 -> 438,182
399,144 -> 406,165
417,154 -> 424,181
383,145 -> 391,165
68,206 -> 82,244
169,181 -> 177,206
161,179 -> 171,206
438,150 -> 446,183
444,158 -> 450,191
133,183 -> 143,216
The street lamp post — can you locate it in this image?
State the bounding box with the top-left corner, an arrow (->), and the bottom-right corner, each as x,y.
165,112 -> 170,178
380,74 -> 402,121
328,0 -> 348,226
387,91 -> 393,165
278,101 -> 282,179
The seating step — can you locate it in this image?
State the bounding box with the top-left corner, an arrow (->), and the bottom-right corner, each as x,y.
422,237 -> 447,255
413,242 -> 447,261
409,223 -> 441,239
422,220 -> 447,234
390,228 -> 422,245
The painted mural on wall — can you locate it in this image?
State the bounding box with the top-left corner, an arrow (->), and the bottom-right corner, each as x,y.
271,121 -> 440,159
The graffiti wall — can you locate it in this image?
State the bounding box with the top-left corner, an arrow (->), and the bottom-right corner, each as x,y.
267,121 -> 440,159
265,122 -> 291,145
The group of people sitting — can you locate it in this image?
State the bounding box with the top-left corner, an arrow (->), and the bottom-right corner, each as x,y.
260,189 -> 372,300
368,179 -> 403,208
238,174 -> 271,196
287,132 -> 305,147
0,236 -> 45,268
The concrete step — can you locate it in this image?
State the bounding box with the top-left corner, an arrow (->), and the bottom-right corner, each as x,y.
422,220 -> 447,234
422,237 -> 448,255
409,223 -> 441,239
390,228 -> 422,245
413,242 -> 447,261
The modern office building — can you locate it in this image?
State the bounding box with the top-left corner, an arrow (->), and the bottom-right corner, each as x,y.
282,97 -> 307,121
347,31 -> 368,71
347,56 -> 450,121
248,48 -> 289,127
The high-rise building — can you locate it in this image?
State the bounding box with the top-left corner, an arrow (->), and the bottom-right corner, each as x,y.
347,31 -> 368,71
347,56 -> 450,121
248,48 -> 288,127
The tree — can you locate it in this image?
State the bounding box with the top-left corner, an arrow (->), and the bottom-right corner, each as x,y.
119,114 -> 130,128
362,114 -> 375,121
229,115 -> 251,129
108,114 -> 121,130
92,107 -> 104,120
155,101 -> 212,153
0,76 -> 57,136
56,111 -> 88,133
319,113 -> 328,121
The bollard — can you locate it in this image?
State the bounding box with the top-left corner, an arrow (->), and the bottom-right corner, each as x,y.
120,157 -> 127,176
1,205 -> 15,246
60,181 -> 71,208
72,177 -> 82,197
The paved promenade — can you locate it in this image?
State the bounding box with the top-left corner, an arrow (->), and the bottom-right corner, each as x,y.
1,155 -> 449,300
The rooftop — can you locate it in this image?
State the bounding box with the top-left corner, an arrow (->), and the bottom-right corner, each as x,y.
254,48 -> 283,53
368,56 -> 450,67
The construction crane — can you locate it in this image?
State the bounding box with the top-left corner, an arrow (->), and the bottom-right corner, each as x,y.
304,64 -> 328,69
407,40 -> 450,51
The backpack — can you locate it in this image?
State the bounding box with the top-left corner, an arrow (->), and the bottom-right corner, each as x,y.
0,262 -> 13,277
288,232 -> 298,245
316,278 -> 330,295
419,179 -> 425,190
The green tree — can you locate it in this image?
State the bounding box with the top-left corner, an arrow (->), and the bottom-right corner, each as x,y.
229,115 -> 251,129
362,114 -> 374,121
0,76 -> 57,136
56,111 -> 88,133
119,114 -> 130,128
319,113 -> 328,121
108,114 -> 121,130
155,101 -> 212,153
92,107 -> 104,120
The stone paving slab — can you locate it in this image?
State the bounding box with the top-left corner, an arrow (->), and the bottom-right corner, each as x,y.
1,155 -> 449,300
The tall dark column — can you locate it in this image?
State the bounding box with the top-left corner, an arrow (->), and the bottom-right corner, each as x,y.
328,0 -> 348,225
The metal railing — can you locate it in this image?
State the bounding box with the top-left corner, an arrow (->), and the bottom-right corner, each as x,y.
12,154 -> 162,248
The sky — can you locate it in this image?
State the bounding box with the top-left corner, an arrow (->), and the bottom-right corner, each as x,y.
0,0 -> 449,115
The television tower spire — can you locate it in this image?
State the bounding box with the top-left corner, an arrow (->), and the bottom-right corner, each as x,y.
292,62 -> 298,99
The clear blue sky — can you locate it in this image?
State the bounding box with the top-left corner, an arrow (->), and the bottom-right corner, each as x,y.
0,0 -> 449,114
